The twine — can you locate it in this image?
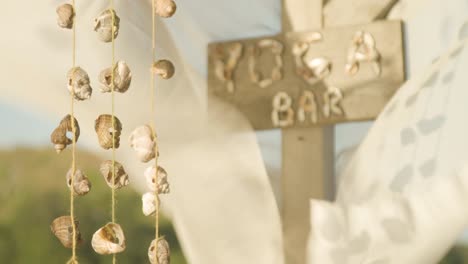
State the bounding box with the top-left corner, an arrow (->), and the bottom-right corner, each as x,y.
68,0 -> 78,262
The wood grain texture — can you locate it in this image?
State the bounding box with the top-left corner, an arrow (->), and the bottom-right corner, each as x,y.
207,20 -> 405,130
324,0 -> 399,27
282,0 -> 323,32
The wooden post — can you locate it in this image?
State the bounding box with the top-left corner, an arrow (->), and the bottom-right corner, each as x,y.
281,1 -> 334,263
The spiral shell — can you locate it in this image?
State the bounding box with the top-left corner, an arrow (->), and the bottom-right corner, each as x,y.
99,160 -> 129,189
95,114 -> 122,149
92,223 -> 126,255
142,192 -> 159,216
67,67 -> 92,101
56,4 -> 74,29
94,9 -> 120,42
144,165 -> 170,194
129,125 -> 157,162
50,114 -> 80,153
66,169 -> 91,196
99,61 -> 132,93
51,216 -> 83,248
152,60 -> 175,79
148,237 -> 170,264
154,0 -> 177,18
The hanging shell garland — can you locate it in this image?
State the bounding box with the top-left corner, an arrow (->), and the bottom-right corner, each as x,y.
99,160 -> 129,189
66,168 -> 91,196
67,67 -> 93,101
95,114 -> 122,149
50,114 -> 80,153
56,4 -> 75,29
144,165 -> 170,194
51,216 -> 83,248
129,125 -> 157,163
152,60 -> 175,79
148,237 -> 170,264
154,0 -> 177,18
92,223 -> 126,255
99,60 -> 132,93
94,9 -> 120,43
142,192 -> 159,216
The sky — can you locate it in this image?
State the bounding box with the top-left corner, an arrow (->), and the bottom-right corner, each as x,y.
0,102 -> 55,148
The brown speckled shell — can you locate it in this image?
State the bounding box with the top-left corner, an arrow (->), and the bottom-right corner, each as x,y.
51,216 -> 83,248
99,160 -> 129,189
66,169 -> 91,196
95,114 -> 122,150
148,237 -> 170,264
152,60 -> 175,79
67,67 -> 92,101
50,115 -> 80,153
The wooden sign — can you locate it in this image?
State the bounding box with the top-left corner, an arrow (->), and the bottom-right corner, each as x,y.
208,20 -> 405,130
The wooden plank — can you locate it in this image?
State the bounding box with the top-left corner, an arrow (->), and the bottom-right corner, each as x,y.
281,1 -> 332,264
282,126 -> 335,263
282,0 -> 323,32
207,20 -> 405,130
324,0 -> 399,27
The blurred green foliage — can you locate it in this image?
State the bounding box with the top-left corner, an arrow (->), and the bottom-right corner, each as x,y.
0,148 -> 186,263
1,148 -> 468,263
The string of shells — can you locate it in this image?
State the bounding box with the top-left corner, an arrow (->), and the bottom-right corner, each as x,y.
91,5 -> 130,257
135,2 -> 176,262
51,3 -> 91,259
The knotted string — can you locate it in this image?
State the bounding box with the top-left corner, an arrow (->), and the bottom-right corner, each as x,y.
68,0 -> 78,263
150,0 -> 161,261
110,0 -> 117,264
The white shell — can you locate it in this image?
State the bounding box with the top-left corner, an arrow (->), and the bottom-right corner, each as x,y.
91,223 -> 126,255
144,165 -> 170,194
99,61 -> 132,93
129,125 -> 157,163
94,9 -> 120,43
99,160 -> 130,189
67,67 -> 92,101
148,238 -> 170,264
66,169 -> 91,196
154,0 -> 177,18
56,4 -> 74,29
142,192 -> 159,216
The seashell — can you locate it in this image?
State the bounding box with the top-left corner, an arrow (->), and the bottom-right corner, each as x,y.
148,237 -> 170,264
99,61 -> 132,93
95,114 -> 122,149
99,160 -> 129,189
154,0 -> 177,18
56,4 -> 74,29
94,9 -> 120,43
144,165 -> 170,194
129,125 -> 157,163
51,216 -> 83,248
50,114 -> 80,153
152,60 -> 175,79
66,169 -> 91,196
67,67 -> 92,101
92,223 -> 126,255
142,192 -> 159,216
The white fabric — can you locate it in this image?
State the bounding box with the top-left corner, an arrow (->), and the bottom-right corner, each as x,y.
307,12 -> 468,263
308,167 -> 468,264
